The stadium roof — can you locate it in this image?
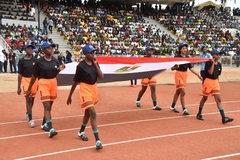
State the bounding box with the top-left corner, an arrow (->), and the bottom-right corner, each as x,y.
141,0 -> 193,4
105,0 -> 193,4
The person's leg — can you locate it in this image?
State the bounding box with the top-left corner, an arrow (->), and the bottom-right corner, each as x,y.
134,79 -> 137,85
170,89 -> 180,112
40,79 -> 57,136
214,94 -> 234,124
0,61 -> 3,72
88,106 -> 102,150
25,95 -> 34,126
78,109 -> 90,141
43,101 -> 57,137
130,80 -> 133,86
10,61 -> 13,73
13,61 -> 16,73
3,61 -> 7,72
196,96 -> 208,120
179,88 -> 186,109
150,85 -> 161,110
136,85 -> 147,107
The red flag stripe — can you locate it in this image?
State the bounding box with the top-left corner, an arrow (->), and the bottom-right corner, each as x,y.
96,56 -> 209,64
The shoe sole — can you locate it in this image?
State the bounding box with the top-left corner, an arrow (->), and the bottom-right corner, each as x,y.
96,145 -> 103,150
222,119 -> 234,124
197,117 -> 204,120
153,108 -> 162,110
49,132 -> 58,138
171,110 -> 179,113
78,135 -> 89,141
29,124 -> 35,128
170,108 -> 179,113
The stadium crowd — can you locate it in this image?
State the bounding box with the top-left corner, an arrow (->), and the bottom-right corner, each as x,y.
1,0 -> 240,73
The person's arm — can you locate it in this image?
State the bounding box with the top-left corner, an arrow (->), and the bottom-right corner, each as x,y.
66,81 -> 78,105
67,64 -> 82,104
171,64 -> 179,71
207,59 -> 214,75
57,64 -> 65,74
93,57 -> 104,80
189,68 -> 202,80
17,73 -> 22,95
17,59 -> 23,95
26,76 -> 37,97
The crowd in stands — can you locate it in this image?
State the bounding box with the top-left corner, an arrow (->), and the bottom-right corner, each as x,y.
143,2 -> 240,59
43,1 -> 179,61
0,2 -> 35,21
1,0 -> 240,72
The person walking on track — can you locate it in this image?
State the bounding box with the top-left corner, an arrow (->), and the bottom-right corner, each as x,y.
170,43 -> 202,115
67,44 -> 104,150
26,42 -> 65,138
196,49 -> 234,124
17,44 -> 38,128
135,46 -> 162,110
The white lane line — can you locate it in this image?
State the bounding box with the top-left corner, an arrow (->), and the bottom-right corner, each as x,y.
15,125 -> 240,160
1,100 -> 240,125
1,109 -> 240,140
202,152 -> 240,160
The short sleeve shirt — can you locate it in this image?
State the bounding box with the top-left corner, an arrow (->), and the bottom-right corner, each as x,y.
205,61 -> 222,79
73,60 -> 98,84
18,57 -> 36,77
33,57 -> 60,79
175,55 -> 193,71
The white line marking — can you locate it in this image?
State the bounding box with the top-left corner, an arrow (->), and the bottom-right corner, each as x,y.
1,109 -> 240,140
16,125 -> 240,160
1,100 -> 240,125
202,152 -> 240,160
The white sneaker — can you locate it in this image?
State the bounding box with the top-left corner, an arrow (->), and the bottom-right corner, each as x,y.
28,120 -> 35,128
136,101 -> 141,107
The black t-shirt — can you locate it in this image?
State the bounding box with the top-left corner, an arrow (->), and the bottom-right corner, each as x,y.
73,60 -> 98,84
175,55 -> 193,71
18,57 -> 36,77
205,61 -> 222,79
33,57 -> 60,79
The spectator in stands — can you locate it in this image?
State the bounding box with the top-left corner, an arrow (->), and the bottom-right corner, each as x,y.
65,50 -> 72,63
9,49 -> 17,73
200,46 -> 212,84
129,49 -> 137,87
48,17 -> 53,34
58,52 -> 65,65
43,17 -> 48,35
2,49 -> 8,73
30,6 -> 35,16
0,49 -> 3,73
53,48 -> 60,59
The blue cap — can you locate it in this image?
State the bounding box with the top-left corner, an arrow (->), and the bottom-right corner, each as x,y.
211,49 -> 220,55
24,44 -> 35,50
82,45 -> 97,54
41,42 -> 56,50
145,46 -> 154,51
178,42 -> 188,50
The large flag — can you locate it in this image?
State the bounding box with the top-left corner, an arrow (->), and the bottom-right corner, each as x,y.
57,56 -> 208,86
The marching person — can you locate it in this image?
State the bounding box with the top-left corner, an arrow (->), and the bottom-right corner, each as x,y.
135,46 -> 161,110
170,43 -> 202,115
196,49 -> 234,124
17,44 -> 38,127
26,42 -> 65,138
67,44 -> 104,150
